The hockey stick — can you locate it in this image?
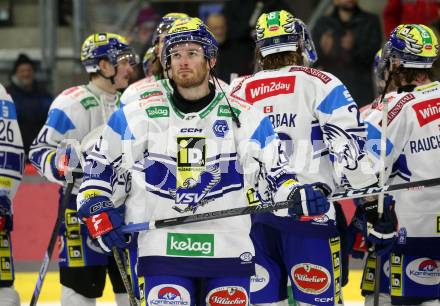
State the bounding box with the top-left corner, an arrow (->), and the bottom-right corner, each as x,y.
121,177 -> 440,233
112,248 -> 139,306
373,67 -> 395,306
30,180 -> 75,306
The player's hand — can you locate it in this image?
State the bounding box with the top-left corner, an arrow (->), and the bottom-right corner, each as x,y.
274,179 -> 331,217
351,195 -> 397,256
78,196 -> 130,253
0,196 -> 12,231
50,143 -> 83,181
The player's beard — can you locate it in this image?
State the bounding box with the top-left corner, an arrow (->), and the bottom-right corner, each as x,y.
172,62 -> 209,88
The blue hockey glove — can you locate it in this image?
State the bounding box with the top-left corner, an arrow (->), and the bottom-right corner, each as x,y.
351,195 -> 397,256
78,196 -> 130,253
0,196 -> 12,231
49,143 -> 83,181
274,179 -> 331,216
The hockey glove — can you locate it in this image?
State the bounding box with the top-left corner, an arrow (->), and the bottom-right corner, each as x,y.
78,196 -> 130,253
351,195 -> 397,256
0,196 -> 12,231
274,179 -> 331,217
49,143 -> 83,181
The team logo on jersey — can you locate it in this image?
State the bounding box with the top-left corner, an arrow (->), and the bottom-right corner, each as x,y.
147,284 -> 190,306
251,264 -> 270,292
412,98 -> 440,127
291,263 -> 331,295
166,232 -> 214,256
206,286 -> 248,306
213,120 -> 229,138
146,106 -> 169,118
245,76 -> 295,103
172,137 -> 220,212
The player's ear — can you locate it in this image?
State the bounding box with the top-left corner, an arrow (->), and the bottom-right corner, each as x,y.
208,57 -> 216,69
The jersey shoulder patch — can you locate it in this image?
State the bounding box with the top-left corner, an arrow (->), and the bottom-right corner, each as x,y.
288,66 -> 332,84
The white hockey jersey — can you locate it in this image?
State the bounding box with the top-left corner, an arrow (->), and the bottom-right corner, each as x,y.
364,81 -> 440,254
0,84 -> 24,200
29,83 -> 123,195
120,77 -> 229,108
229,66 -> 377,236
77,79 -> 294,277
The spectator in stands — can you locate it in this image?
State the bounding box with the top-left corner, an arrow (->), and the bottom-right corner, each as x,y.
312,0 -> 382,107
6,54 -> 52,156
383,0 -> 440,36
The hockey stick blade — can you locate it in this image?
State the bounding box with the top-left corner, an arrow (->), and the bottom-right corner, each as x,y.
121,177 -> 440,234
30,181 -> 75,306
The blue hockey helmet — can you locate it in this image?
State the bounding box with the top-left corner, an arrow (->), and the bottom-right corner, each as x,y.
81,33 -> 139,73
161,17 -> 218,66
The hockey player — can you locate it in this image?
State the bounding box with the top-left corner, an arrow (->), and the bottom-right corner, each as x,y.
29,33 -> 138,305
120,12 -> 189,108
0,84 -> 24,306
229,10 -> 378,306
76,17 -> 331,306
360,24 -> 440,306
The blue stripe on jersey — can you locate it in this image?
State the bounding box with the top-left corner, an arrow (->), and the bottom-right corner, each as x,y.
390,154 -> 412,181
107,109 -> 135,140
0,100 -> 18,120
45,109 -> 75,134
317,84 -> 354,114
250,117 -> 277,148
0,151 -> 23,173
366,122 -> 393,157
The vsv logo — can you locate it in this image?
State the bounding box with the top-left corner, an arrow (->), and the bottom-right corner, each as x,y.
412,98 -> 440,127
166,233 -> 214,256
245,76 -> 295,103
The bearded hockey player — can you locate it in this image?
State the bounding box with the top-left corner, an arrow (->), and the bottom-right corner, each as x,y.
0,84 -> 24,306
29,33 -> 138,305
361,24 -> 440,306
76,17 -> 330,306
229,10 -> 378,306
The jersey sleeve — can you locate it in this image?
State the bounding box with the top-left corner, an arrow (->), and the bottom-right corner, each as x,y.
364,95 -> 413,182
0,87 -> 24,199
28,93 -> 86,184
235,106 -> 296,192
314,77 -> 377,188
77,108 -> 138,206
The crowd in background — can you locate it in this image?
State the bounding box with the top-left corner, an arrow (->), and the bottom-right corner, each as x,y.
5,0 -> 440,158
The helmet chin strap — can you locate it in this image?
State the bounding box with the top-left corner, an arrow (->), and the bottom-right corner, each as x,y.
97,66 -> 118,85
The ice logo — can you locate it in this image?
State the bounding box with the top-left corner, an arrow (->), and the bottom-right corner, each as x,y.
158,287 -> 181,300
419,260 -> 438,272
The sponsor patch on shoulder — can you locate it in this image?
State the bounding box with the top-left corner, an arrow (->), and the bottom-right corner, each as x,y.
289,66 -> 331,84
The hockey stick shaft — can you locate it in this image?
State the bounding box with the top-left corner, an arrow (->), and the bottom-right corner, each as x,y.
30,181 -> 75,306
374,69 -> 394,306
121,177 -> 440,233
112,248 -> 139,306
